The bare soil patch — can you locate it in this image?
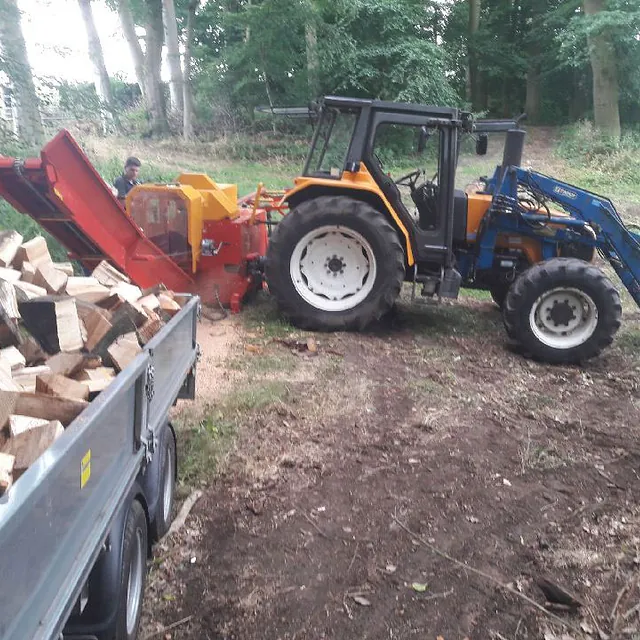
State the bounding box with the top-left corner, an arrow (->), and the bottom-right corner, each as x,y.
142,293 -> 640,640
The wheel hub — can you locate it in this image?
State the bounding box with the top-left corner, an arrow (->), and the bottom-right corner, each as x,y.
529,287 -> 599,350
290,225 -> 376,312
546,299 -> 577,327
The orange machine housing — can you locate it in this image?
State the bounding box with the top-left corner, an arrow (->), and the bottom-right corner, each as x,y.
126,175 -> 268,312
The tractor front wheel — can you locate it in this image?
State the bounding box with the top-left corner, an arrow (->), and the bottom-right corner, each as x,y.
503,258 -> 622,364
266,196 -> 405,331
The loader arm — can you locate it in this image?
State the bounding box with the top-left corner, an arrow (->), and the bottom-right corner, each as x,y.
477,166 -> 640,307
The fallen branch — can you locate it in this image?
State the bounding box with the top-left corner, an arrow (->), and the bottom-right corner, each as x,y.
297,506 -> 332,539
391,514 -> 580,633
167,489 -> 203,539
142,615 -> 193,639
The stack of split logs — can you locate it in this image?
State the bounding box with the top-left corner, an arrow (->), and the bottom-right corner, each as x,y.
0,230 -> 188,495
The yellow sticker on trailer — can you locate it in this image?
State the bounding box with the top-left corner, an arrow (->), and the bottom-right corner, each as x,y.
81,449 -> 91,488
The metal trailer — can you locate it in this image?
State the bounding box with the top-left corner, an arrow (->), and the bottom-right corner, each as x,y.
0,295 -> 200,640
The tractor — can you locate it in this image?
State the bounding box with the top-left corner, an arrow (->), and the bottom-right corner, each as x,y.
265,96 -> 640,364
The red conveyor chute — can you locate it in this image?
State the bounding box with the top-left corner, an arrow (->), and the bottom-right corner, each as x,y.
0,130 -> 194,293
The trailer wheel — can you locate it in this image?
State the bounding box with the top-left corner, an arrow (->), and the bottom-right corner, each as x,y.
503,258 -> 622,364
115,499 -> 148,640
150,427 -> 176,540
266,196 -> 405,331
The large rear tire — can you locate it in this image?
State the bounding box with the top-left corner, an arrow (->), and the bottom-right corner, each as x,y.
503,257 -> 622,364
266,196 -> 405,331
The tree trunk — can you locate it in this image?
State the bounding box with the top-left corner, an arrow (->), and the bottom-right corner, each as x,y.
183,0 -> 197,140
305,22 -> 320,99
467,0 -> 481,111
0,0 -> 44,145
583,0 -> 620,138
161,0 -> 184,113
77,0 -> 121,133
143,0 -> 169,135
525,64 -> 541,123
117,0 -> 146,99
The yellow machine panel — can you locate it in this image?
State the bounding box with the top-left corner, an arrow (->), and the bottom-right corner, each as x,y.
177,173 -> 238,221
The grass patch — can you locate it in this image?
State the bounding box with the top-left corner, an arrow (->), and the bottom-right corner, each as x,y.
242,293 -> 296,340
222,380 -> 290,414
398,299 -> 501,337
230,352 -> 298,376
616,326 -> 640,355
177,412 -> 236,487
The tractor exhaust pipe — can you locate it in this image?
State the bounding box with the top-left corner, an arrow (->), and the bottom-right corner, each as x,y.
498,129 -> 526,184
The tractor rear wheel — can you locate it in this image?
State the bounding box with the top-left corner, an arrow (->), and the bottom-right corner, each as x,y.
489,282 -> 511,308
266,196 -> 405,331
503,257 -> 622,364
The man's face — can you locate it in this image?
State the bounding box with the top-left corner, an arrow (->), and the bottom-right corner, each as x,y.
125,165 -> 139,181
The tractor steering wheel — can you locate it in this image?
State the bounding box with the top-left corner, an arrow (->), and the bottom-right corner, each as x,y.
395,169 -> 423,191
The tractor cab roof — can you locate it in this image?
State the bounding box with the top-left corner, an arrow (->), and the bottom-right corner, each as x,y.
320,95 -> 464,121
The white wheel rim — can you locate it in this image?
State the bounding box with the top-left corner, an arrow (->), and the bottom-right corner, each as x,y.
126,527 -> 144,635
163,446 -> 174,522
290,225 -> 377,312
529,287 -> 599,350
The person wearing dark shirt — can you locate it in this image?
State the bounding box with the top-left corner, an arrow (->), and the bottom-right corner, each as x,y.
113,156 -> 141,202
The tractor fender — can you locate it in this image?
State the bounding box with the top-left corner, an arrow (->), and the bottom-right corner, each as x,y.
284,183 -> 416,266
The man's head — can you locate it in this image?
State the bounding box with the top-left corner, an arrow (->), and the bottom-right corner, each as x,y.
124,156 -> 141,181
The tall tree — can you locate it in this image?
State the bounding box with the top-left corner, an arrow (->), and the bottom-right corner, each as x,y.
467,0 -> 481,109
116,0 -> 146,96
143,0 -> 169,134
161,0 -> 184,113
0,0 -> 44,145
182,0 -> 197,139
583,0 -> 620,138
115,0 -> 169,135
77,0 -> 121,132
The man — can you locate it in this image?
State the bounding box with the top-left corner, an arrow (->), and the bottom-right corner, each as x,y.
113,156 -> 141,202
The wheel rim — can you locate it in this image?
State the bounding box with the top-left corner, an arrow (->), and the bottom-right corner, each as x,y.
289,225 -> 377,312
529,287 -> 599,350
126,527 -> 144,635
163,446 -> 174,522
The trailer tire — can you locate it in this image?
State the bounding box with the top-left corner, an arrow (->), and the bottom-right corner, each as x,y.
503,258 -> 622,364
114,499 -> 148,640
150,427 -> 176,540
266,196 -> 405,331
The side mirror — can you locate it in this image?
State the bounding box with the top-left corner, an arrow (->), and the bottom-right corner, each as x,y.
417,126 -> 430,154
476,133 -> 488,156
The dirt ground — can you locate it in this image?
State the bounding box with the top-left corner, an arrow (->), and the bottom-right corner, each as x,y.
139,288 -> 640,640
133,127 -> 640,640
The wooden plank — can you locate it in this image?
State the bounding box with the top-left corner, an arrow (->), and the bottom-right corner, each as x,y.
13,236 -> 52,270
20,261 -> 36,283
53,262 -> 74,276
137,294 -> 160,312
0,281 -> 21,348
75,367 -> 116,393
82,307 -> 113,352
0,267 -> 22,283
34,263 -> 68,295
0,231 -> 23,268
65,276 -> 110,299
19,297 -> 84,353
12,365 -> 52,392
137,316 -> 164,346
0,451 -> 14,494
18,335 -> 49,366
8,414 -> 49,437
158,293 -> 181,317
2,420 -> 64,475
107,332 -> 141,372
0,280 -> 19,320
0,346 -> 26,371
110,282 -> 142,304
92,260 -> 130,287
36,373 -> 89,401
46,352 -> 85,377
13,280 -> 47,300
7,391 -> 87,426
